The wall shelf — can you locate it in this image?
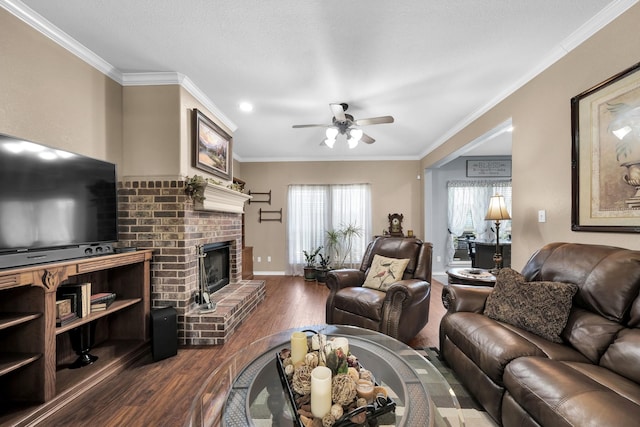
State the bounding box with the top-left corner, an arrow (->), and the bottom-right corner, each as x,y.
248,190 -> 271,204
258,208 -> 282,223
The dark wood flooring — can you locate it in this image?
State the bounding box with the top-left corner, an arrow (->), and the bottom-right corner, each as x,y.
10,276 -> 446,426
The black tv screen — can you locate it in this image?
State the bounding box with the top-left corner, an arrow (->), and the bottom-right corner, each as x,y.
0,134 -> 117,266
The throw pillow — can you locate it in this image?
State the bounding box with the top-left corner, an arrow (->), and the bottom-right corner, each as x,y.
362,254 -> 410,291
483,268 -> 578,343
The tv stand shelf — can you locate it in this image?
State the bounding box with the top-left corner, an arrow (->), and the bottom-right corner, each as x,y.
0,250 -> 152,427
0,353 -> 42,377
55,298 -> 142,334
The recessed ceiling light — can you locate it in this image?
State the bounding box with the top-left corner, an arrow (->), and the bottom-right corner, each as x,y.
239,102 -> 253,112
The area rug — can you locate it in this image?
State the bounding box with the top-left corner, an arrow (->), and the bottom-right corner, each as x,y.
416,347 -> 497,427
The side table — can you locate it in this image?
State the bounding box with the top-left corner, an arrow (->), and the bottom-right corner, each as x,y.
446,267 -> 496,286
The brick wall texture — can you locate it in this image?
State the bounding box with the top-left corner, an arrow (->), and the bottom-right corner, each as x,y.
117,179 -> 264,345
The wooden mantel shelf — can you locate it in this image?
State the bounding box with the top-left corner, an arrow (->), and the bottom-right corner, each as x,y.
194,183 -> 252,214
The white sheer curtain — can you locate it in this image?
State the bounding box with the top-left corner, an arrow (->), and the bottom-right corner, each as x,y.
330,184 -> 371,267
287,184 -> 371,275
287,185 -> 329,275
447,182 -> 477,265
447,180 -> 512,265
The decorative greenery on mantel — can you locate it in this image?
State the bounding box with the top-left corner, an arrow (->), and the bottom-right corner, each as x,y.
184,175 -> 252,214
185,175 -> 245,202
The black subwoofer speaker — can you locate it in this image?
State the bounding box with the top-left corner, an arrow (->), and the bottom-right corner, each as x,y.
151,306 -> 177,362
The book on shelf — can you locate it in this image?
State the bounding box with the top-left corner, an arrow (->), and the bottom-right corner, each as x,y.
91,292 -> 117,308
56,282 -> 91,318
91,302 -> 107,312
56,299 -> 72,318
56,312 -> 78,327
57,290 -> 79,318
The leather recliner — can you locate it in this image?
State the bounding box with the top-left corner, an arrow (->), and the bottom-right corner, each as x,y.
325,236 -> 433,343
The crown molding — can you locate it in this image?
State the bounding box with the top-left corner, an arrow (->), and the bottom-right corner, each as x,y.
236,154 -> 421,163
0,0 -> 237,132
121,72 -> 237,132
0,0 -> 122,81
419,0 -> 640,159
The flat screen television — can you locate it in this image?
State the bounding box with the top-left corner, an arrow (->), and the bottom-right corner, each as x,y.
0,134 -> 118,269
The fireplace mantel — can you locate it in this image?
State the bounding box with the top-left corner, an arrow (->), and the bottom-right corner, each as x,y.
194,182 -> 252,214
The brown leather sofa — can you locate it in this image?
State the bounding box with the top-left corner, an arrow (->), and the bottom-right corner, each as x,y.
325,236 -> 433,343
440,242 -> 640,426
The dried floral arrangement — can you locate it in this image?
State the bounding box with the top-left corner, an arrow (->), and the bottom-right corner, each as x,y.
184,174 -> 245,202
276,331 -> 395,427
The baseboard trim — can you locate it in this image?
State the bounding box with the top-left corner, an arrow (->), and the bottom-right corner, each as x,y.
253,270 -> 286,276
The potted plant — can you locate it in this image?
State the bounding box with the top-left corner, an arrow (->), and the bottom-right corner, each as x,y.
302,246 -> 322,282
325,223 -> 363,269
315,253 -> 331,283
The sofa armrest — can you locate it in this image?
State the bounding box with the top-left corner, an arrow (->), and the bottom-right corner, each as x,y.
442,284 -> 493,313
325,269 -> 366,292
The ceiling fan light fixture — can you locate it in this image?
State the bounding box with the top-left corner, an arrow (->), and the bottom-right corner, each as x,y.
349,128 -> 363,141
347,138 -> 359,149
325,138 -> 336,148
325,127 -> 339,139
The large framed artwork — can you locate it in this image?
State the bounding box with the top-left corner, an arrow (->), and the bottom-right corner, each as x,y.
571,62 -> 640,233
193,109 -> 232,180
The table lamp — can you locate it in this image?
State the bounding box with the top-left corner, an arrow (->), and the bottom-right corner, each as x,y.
485,195 -> 511,272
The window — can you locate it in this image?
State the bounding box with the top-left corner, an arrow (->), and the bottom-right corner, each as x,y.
446,180 -> 512,265
287,184 -> 371,275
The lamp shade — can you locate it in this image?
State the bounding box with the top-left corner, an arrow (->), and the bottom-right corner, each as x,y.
485,195 -> 511,221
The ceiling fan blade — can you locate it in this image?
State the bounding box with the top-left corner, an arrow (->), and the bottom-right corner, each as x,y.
361,133 -> 375,144
292,124 -> 329,128
354,116 -> 394,126
330,103 -> 347,122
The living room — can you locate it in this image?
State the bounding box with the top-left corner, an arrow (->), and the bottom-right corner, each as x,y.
2,2 -> 639,269
2,1 -> 640,426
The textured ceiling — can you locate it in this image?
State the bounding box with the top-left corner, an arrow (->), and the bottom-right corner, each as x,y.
15,0 -> 630,161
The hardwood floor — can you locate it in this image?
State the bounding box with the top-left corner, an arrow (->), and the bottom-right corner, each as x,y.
9,276 -> 447,426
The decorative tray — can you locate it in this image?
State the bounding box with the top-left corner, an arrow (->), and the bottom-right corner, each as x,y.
275,335 -> 396,427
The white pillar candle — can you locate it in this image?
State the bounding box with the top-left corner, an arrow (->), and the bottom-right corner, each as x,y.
290,331 -> 308,365
311,366 -> 332,418
332,337 -> 349,355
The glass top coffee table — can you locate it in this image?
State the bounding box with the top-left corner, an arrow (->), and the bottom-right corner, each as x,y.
185,325 -> 464,427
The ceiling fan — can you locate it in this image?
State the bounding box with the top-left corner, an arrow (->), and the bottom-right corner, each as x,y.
292,103 -> 394,148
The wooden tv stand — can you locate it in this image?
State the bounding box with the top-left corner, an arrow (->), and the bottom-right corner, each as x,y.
0,250 -> 152,426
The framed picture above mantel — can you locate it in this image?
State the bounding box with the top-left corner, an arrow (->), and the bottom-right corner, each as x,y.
571,61 -> 640,233
193,109 -> 233,181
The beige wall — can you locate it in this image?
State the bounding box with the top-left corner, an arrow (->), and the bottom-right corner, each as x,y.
0,8 -> 235,182
121,86 -> 236,179
240,160 -> 423,272
122,85 -> 181,177
422,3 -> 640,269
0,8 -> 122,165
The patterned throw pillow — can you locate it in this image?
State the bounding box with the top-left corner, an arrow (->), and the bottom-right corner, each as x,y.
483,268 -> 578,343
362,254 -> 410,292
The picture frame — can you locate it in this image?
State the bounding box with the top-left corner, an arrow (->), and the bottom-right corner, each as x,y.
193,108 -> 232,180
466,160 -> 511,177
571,61 -> 640,233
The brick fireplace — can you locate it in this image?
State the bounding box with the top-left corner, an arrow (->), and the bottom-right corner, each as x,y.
117,178 -> 264,345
